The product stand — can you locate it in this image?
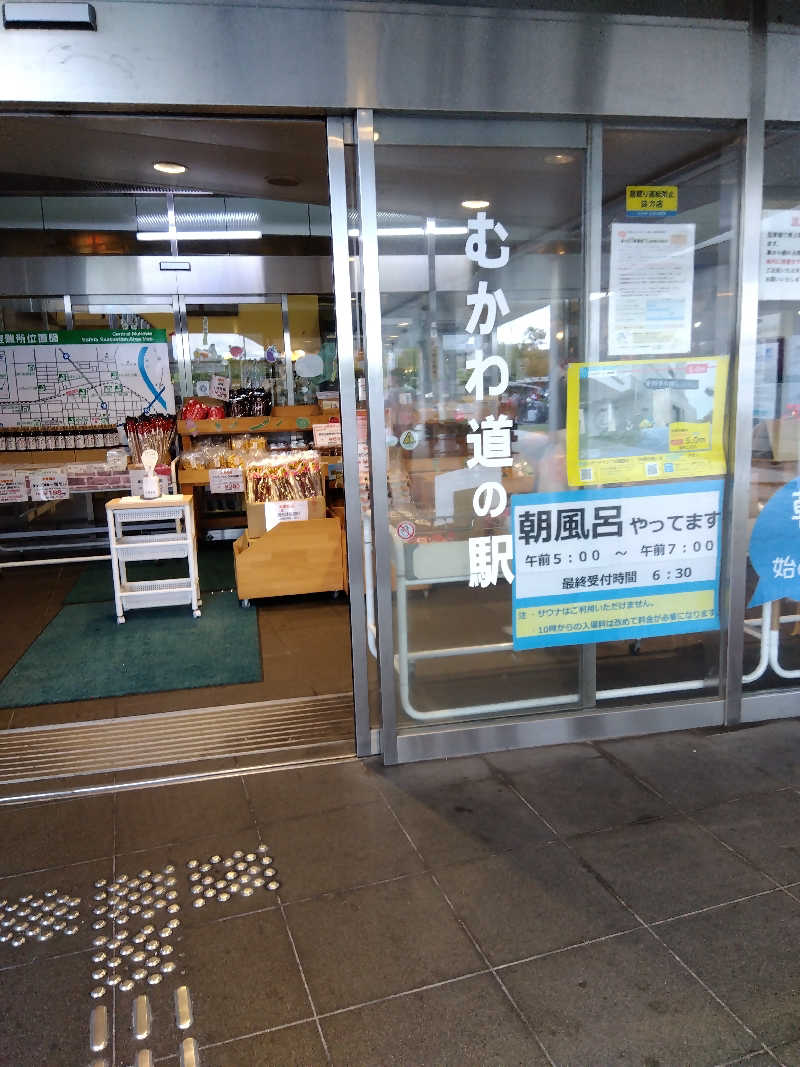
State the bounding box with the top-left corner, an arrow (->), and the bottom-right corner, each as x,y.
105,494 -> 201,624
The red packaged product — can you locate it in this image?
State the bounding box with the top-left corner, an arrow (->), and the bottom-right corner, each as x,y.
180,398 -> 210,421
206,404 -> 226,419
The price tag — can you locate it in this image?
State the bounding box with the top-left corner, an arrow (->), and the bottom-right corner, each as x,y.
209,467 -> 245,494
312,422 -> 342,448
264,499 -> 308,531
0,471 -> 28,503
129,470 -> 171,496
29,468 -> 69,501
209,374 -> 231,401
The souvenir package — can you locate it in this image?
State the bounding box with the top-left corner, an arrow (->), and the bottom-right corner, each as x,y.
244,450 -> 323,504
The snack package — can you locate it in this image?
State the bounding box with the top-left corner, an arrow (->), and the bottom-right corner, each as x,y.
245,450 -> 323,503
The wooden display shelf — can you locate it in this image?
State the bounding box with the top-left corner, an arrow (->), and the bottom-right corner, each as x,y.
178,455 -> 343,488
178,406 -> 339,438
233,514 -> 347,602
0,448 -> 111,465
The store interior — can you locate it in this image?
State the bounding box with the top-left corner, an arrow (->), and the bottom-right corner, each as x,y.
0,116 -> 355,747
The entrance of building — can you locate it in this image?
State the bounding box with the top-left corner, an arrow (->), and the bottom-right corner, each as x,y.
0,115 -> 368,790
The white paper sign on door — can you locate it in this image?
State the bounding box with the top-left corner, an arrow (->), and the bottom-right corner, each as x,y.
609,222 -> 695,356
208,467 -> 245,494
0,471 -> 28,503
760,210 -> 800,300
29,469 -> 69,501
264,499 -> 308,531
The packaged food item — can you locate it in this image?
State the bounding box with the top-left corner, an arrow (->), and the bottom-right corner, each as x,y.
206,403 -> 226,419
180,398 -> 210,421
245,450 -> 323,503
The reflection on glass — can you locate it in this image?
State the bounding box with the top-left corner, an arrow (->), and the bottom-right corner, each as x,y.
592,127 -> 741,702
746,127 -> 800,688
374,136 -> 584,727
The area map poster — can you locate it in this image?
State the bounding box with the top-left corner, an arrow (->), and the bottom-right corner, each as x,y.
565,355 -> 728,487
511,480 -> 723,649
0,329 -> 174,427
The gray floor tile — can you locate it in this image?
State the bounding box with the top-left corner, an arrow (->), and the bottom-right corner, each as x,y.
365,754 -> 494,797
322,972 -> 550,1066
500,746 -> 669,836
0,794 -> 114,876
199,1022 -> 328,1065
436,840 -> 632,966
573,816 -> 772,922
600,731 -> 782,811
386,778 -> 553,868
115,828 -> 275,931
708,722 -> 800,785
258,801 -> 424,901
694,789 -> 800,886
503,928 -> 756,1066
245,760 -> 380,823
115,777 -> 255,852
658,892 -> 800,1046
285,874 -> 483,1014
0,949 -> 94,1066
485,742 -> 595,775
0,857 -> 113,967
774,1038 -> 800,1065
115,908 -> 312,1062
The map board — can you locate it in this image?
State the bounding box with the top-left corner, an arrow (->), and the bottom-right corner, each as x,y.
0,329 -> 174,427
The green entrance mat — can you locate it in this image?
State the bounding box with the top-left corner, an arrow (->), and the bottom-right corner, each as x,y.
65,546 -> 236,604
0,592 -> 261,708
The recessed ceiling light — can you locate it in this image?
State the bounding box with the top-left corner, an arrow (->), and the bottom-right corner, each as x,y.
373,131 -> 380,142
266,175 -> 300,188
153,162 -> 187,175
462,200 -> 490,210
545,153 -> 575,166
397,321 -> 409,327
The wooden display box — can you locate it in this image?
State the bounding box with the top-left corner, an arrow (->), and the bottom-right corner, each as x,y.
233,514 -> 347,600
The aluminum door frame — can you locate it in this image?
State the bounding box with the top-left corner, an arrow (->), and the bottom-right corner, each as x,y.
353,106 -> 764,764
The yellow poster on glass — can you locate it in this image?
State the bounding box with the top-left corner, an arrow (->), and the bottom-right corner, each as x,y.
566,356 -> 728,487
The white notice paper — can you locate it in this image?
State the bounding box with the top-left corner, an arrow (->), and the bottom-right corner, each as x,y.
609,222 -> 695,356
312,422 -> 342,448
759,209 -> 800,300
208,467 -> 245,494
264,499 -> 308,531
0,471 -> 28,503
29,469 -> 69,501
209,374 -> 231,401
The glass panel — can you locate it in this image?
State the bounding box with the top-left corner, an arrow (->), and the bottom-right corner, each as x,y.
373,127 -> 585,728
594,126 -> 741,703
184,301 -> 285,404
746,126 -> 800,690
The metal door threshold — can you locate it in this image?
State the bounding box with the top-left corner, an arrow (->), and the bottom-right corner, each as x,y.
0,692 -> 355,803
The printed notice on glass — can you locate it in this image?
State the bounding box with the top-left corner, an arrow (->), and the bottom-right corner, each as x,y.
759,210 -> 800,300
0,470 -> 28,503
29,468 -> 69,501
511,480 -> 723,649
208,467 -> 245,494
608,222 -> 695,356
566,356 -> 728,486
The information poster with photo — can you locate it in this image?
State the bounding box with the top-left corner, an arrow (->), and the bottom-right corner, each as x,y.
608,222 -> 695,356
566,355 -> 728,486
511,480 -> 723,649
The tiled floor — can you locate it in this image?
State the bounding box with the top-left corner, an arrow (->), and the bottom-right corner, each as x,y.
3,720 -> 800,1064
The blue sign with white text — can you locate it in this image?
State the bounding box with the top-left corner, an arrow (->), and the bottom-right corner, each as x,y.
749,477 -> 800,606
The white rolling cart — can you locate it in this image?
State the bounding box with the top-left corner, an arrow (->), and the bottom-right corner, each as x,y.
105,494 -> 201,624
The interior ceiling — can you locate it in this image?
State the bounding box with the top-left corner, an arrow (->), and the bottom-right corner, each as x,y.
0,116 -> 330,203
375,128 -> 738,239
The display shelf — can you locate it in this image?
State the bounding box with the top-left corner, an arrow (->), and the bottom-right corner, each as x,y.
177,406 -> 339,438
233,514 -> 347,603
177,455 -> 343,488
105,495 -> 200,623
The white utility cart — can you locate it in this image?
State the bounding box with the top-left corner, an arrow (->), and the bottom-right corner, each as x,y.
105,494 -> 201,624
